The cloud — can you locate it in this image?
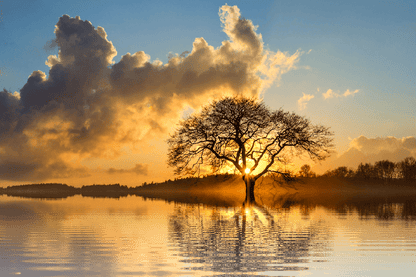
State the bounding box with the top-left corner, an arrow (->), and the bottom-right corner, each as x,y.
314,136 -> 416,173
343,89 -> 359,97
106,163 -> 149,176
0,6 -> 303,182
322,88 -> 359,99
0,89 -> 21,136
349,135 -> 416,155
322,89 -> 336,99
297,92 -> 314,110
43,39 -> 58,52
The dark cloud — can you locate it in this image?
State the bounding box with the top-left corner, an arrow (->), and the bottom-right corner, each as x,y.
106,163 -> 149,176
0,5 -> 302,182
21,15 -> 116,112
0,151 -> 90,181
0,89 -> 20,136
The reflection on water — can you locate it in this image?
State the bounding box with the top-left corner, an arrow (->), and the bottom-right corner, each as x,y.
169,204 -> 331,274
0,199 -> 119,276
1,194 -> 416,276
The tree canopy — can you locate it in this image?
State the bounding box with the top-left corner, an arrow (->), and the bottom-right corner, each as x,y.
167,96 -> 334,184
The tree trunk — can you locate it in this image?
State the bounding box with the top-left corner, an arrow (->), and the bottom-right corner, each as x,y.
243,176 -> 256,205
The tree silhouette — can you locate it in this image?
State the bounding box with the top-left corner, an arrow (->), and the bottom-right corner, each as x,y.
355,163 -> 376,179
298,164 -> 316,177
397,157 -> 416,181
374,160 -> 396,180
324,166 -> 354,178
167,96 -> 333,205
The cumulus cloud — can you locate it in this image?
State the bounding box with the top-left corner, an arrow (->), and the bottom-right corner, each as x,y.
106,163 -> 149,175
0,89 -> 21,135
0,6 -> 303,181
322,88 -> 359,99
314,136 -> 416,172
297,92 -> 314,110
349,136 -> 416,156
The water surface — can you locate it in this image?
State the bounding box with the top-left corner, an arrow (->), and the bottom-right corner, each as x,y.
1,194 -> 415,276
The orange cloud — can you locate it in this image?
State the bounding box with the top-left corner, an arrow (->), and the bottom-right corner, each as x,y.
0,5 -> 304,182
297,93 -> 314,110
323,88 -> 359,99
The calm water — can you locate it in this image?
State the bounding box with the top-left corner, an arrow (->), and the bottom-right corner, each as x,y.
1,194 -> 416,276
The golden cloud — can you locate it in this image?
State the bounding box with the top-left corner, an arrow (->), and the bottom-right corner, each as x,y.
0,5 -> 303,181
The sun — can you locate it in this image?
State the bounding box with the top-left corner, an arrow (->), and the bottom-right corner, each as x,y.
245,168 -> 250,174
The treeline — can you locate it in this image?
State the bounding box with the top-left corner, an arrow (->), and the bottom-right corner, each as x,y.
0,174 -> 239,200
138,173 -> 236,189
81,183 -> 129,197
0,183 -> 130,199
0,183 -> 79,198
3,183 -> 76,191
299,157 -> 416,181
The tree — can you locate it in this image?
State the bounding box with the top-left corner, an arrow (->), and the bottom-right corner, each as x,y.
167,96 -> 334,205
298,164 -> 316,178
355,163 -> 376,179
397,157 -> 416,181
374,160 -> 396,180
324,166 -> 354,178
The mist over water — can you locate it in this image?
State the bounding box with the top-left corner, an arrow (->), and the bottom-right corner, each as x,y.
1,193 -> 416,276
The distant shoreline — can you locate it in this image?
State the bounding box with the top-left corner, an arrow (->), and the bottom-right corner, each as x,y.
1,176 -> 416,207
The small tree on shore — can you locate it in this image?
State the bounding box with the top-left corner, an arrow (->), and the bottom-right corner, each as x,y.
298,164 -> 316,178
167,96 -> 333,205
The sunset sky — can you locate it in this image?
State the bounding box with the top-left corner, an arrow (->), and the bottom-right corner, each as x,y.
1,0 -> 415,187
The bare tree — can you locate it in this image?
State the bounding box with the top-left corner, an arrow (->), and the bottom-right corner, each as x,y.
167,96 -> 333,205
298,164 -> 316,178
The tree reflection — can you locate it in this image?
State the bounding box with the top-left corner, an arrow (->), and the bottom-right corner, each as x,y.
401,200 -> 416,220
353,200 -> 416,221
168,203 -> 331,274
267,193 -> 416,221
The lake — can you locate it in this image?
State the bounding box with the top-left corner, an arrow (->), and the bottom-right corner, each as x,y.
1,193 -> 416,276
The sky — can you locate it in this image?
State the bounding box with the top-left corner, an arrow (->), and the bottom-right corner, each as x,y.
0,0 -> 415,187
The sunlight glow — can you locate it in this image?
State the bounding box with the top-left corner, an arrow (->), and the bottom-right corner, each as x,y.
245,168 -> 250,174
